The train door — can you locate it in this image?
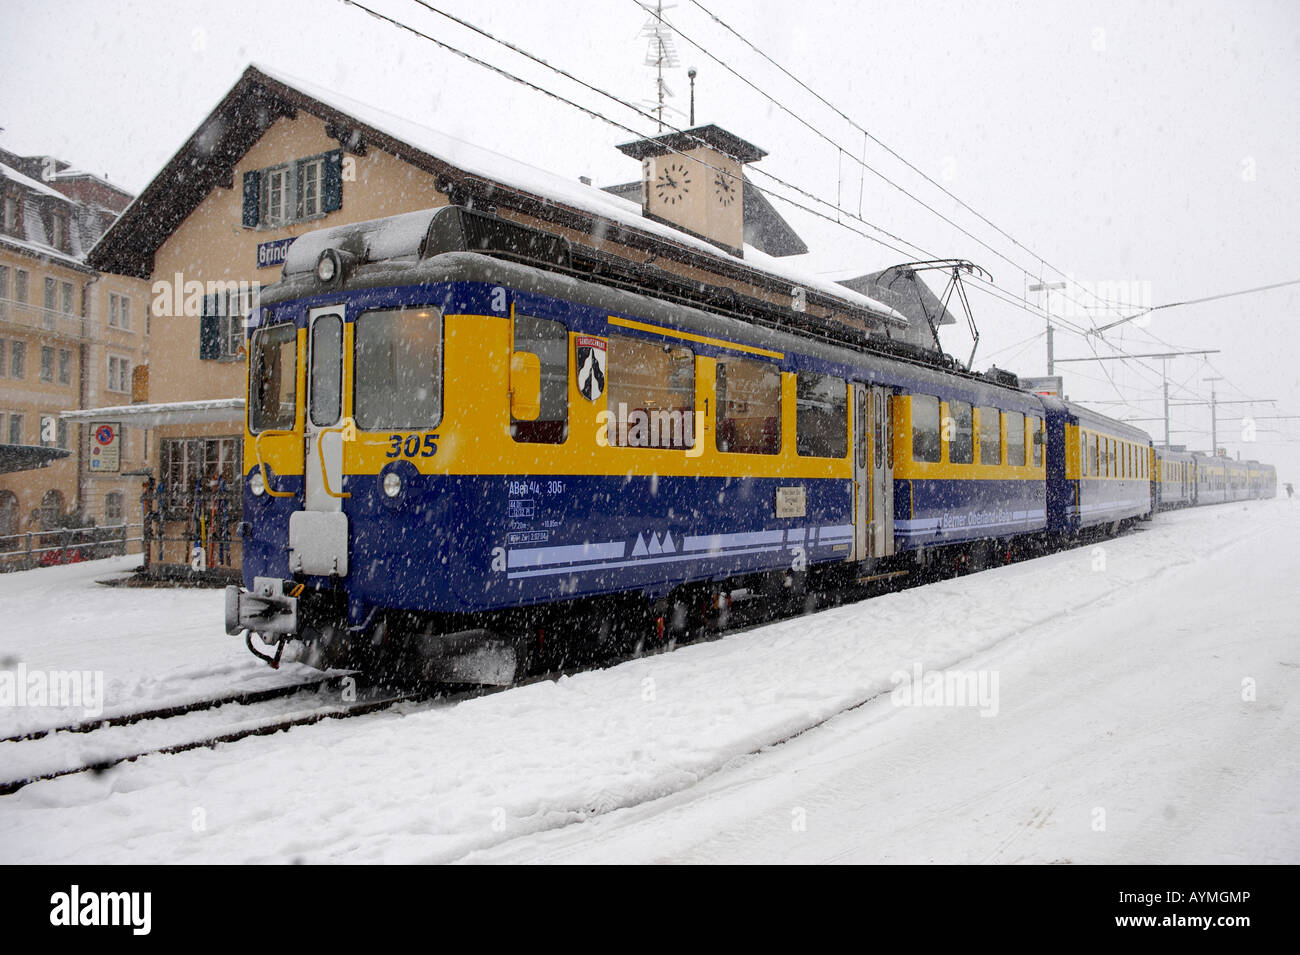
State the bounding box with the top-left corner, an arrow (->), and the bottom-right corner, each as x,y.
852,384 -> 895,561
288,305 -> 350,576
871,385 -> 895,557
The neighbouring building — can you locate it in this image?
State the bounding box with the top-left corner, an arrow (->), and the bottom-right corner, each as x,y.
0,147 -> 149,563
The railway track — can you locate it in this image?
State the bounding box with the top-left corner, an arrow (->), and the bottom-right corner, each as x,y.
0,522 -> 1144,798
0,681 -> 442,796
0,678 -> 339,744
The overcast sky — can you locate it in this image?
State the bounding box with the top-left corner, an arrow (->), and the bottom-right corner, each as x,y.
4,0 -> 1298,476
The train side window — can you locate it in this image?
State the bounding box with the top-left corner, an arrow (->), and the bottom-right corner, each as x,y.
796,372 -> 847,458
911,394 -> 941,463
1030,415 -> 1043,467
354,307 -> 443,430
978,406 -> 1000,465
1088,434 -> 1098,477
715,357 -> 780,455
606,335 -> 695,449
512,314 -> 569,444
1005,411 -> 1025,467
249,322 -> 298,433
949,400 -> 973,464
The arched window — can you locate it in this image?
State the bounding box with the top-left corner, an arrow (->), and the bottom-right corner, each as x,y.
40,489 -> 64,530
0,491 -> 18,550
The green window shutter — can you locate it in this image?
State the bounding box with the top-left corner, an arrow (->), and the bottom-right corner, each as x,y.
199,294 -> 221,360
323,150 -> 343,213
242,171 -> 261,227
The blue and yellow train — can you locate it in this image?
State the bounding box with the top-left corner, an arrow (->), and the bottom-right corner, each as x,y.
224,206 -> 1275,682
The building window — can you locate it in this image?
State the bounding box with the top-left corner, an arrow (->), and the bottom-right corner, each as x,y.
51,213 -> 69,252
604,335 -> 695,449
107,355 -> 130,393
57,417 -> 68,449
2,195 -> 18,234
40,489 -> 63,531
795,372 -> 847,459
104,492 -> 124,525
159,437 -> 242,521
119,295 -> 130,330
61,281 -> 73,314
199,286 -> 252,361
8,413 -> 23,445
40,345 -> 53,382
948,400 -> 973,464
10,340 -> 24,378
0,265 -> 7,319
109,293 -> 118,327
715,357 -> 780,455
0,491 -> 18,549
979,407 -> 1001,466
0,340 -> 5,379
44,277 -> 56,312
264,166 -> 290,225
910,394 -> 941,463
298,157 -> 325,218
15,269 -> 28,303
242,150 -> 342,228
58,348 -> 71,384
511,314 -> 568,444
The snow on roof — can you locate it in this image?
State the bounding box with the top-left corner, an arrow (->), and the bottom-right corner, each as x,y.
0,232 -> 93,272
0,159 -> 75,204
61,398 -> 244,427
252,65 -> 906,323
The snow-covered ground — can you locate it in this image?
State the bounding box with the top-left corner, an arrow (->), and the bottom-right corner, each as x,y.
0,499 -> 1297,864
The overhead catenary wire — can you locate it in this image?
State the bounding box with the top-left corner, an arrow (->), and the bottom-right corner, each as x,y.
684,0 -> 1119,317
352,0 -> 1111,344
343,0 -> 1293,428
637,0 -> 1116,325
393,0 -> 1167,357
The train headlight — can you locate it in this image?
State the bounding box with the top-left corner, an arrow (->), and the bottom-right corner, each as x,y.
316,251 -> 338,283
382,472 -> 403,498
250,471 -> 266,497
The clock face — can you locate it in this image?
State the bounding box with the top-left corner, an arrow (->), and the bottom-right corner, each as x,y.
713,171 -> 736,206
654,162 -> 691,205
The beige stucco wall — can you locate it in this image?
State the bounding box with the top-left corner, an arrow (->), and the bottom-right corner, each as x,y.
0,247 -> 150,549
147,113 -> 448,409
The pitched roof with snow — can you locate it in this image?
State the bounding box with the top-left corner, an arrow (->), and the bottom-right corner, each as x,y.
88,65 -> 901,323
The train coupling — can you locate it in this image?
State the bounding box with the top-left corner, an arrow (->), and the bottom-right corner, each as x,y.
225,577 -> 300,639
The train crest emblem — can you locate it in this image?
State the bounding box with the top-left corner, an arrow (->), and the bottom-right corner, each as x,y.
575,336 -> 607,402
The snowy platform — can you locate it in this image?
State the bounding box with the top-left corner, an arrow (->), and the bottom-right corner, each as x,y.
1,500 -> 1297,864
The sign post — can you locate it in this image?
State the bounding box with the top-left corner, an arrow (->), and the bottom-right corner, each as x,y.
89,422 -> 121,473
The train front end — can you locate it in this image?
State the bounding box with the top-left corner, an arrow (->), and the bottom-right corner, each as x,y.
224,209 -> 528,683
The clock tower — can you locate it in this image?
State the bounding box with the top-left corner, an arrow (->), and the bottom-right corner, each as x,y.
617,125 -> 766,259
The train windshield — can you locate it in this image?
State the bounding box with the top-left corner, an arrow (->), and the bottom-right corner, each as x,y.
249,322 -> 298,433
354,307 -> 443,430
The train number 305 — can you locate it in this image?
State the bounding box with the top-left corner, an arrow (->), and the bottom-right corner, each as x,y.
385,433 -> 439,458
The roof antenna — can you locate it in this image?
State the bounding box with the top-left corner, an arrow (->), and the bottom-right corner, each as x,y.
639,2 -> 680,131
